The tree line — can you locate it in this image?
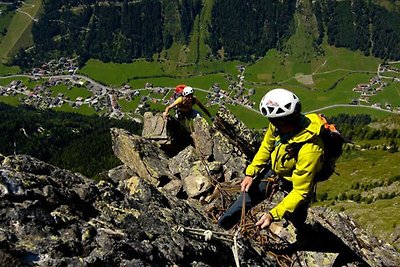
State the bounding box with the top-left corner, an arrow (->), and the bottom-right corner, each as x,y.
0,103 -> 142,179
331,114 -> 400,142
318,175 -> 400,204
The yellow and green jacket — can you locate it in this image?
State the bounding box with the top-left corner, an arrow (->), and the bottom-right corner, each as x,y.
245,113 -> 325,221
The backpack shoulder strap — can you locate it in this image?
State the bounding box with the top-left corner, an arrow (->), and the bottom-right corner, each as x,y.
318,114 -> 339,133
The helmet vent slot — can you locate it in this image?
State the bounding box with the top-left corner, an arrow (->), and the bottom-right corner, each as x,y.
276,107 -> 285,114
267,107 -> 275,114
261,107 -> 268,116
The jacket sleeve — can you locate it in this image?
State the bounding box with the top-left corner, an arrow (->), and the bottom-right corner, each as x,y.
245,124 -> 276,177
269,143 -> 323,221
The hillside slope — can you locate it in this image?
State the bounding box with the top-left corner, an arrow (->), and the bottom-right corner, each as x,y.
7,0 -> 400,70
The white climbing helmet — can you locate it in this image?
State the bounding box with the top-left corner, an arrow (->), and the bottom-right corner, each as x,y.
182,86 -> 194,96
259,88 -> 300,118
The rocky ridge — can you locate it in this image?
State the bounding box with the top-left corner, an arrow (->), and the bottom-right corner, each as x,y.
0,107 -> 399,266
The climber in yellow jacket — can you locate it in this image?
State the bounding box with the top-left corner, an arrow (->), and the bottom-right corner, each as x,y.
218,88 -> 325,230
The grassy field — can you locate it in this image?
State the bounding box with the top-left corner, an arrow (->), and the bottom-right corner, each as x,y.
0,94 -> 20,105
370,82 -> 400,107
0,63 -> 20,75
50,84 -> 92,100
0,0 -> 42,62
308,105 -> 393,119
54,103 -> 97,115
315,148 -> 400,246
0,4 -> 15,43
76,44 -> 400,129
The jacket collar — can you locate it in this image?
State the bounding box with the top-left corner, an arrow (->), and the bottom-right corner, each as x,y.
273,113 -> 324,144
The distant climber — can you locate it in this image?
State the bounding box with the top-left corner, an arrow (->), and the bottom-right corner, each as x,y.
163,86 -> 212,120
218,88 -> 326,232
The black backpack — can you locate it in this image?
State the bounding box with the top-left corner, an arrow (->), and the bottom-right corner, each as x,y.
286,114 -> 346,182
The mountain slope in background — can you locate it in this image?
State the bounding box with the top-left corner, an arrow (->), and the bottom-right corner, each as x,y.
9,0 -> 400,69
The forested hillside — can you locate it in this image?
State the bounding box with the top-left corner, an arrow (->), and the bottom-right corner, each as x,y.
314,0 -> 400,59
208,0 -> 296,61
10,0 -> 400,70
0,103 -> 141,178
12,0 -> 202,68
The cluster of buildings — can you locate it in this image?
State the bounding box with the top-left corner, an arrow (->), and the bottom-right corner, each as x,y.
31,57 -> 78,78
223,65 -> 256,108
351,63 -> 400,112
351,76 -> 388,104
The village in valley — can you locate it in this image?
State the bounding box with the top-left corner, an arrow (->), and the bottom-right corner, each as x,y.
350,63 -> 400,111
0,58 -> 257,120
1,58 -> 400,121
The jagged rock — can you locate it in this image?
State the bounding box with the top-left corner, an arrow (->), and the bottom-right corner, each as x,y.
111,110 -> 400,267
210,131 -> 248,181
177,159 -> 223,198
168,146 -> 201,178
142,112 -> 170,144
110,128 -> 176,186
212,131 -> 240,164
307,208 -> 400,267
191,117 -> 214,159
160,179 -> 183,196
388,226 -> 400,251
3,108 -> 400,266
213,106 -> 261,159
183,168 -> 212,198
0,155 -> 272,266
141,112 -> 193,154
220,155 -> 246,182
104,164 -> 135,184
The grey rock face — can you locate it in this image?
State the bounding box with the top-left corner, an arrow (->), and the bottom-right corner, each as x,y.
2,107 -> 400,267
0,155 -> 270,266
142,111 -> 169,143
111,128 -> 175,186
213,106 -> 261,159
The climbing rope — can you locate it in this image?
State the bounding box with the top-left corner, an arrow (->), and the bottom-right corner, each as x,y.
232,228 -> 242,267
174,225 -> 233,242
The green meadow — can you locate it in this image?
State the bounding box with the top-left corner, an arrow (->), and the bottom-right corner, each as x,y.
50,84 -> 92,100
315,148 -> 400,244
0,0 -> 42,62
0,63 -> 20,75
54,103 -> 97,115
0,4 -> 14,43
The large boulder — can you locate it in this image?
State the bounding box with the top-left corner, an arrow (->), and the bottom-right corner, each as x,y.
110,128 -> 176,186
191,116 -> 214,160
141,112 -> 193,154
